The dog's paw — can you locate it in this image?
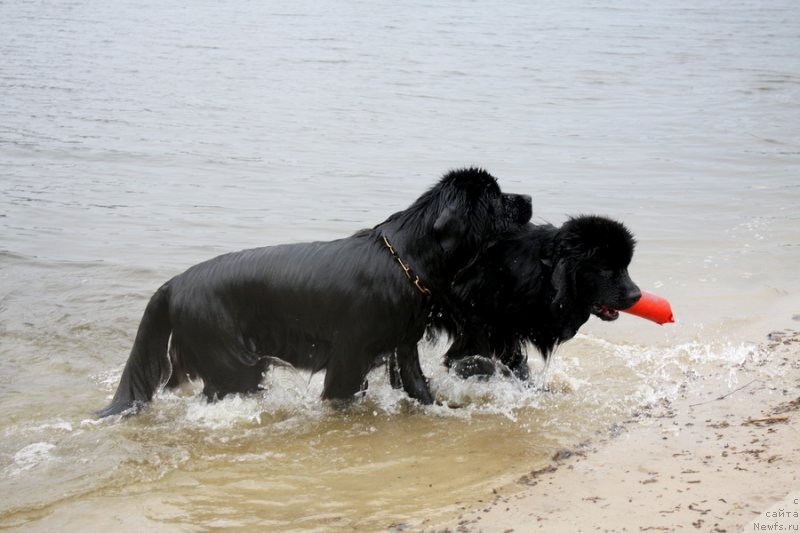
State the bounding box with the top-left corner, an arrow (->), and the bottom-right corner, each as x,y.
451,355 -> 497,379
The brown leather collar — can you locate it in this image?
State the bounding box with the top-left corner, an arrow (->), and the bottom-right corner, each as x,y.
382,235 -> 432,297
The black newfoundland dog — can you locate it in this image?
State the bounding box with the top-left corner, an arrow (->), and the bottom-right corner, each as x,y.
97,168 -> 532,417
437,215 -> 642,381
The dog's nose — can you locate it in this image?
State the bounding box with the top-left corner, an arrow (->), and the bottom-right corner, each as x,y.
626,287 -> 642,306
515,194 -> 532,223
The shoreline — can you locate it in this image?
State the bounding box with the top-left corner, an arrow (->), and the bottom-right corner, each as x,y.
427,330 -> 800,532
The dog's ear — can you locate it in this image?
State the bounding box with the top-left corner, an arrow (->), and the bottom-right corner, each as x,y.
551,259 -> 576,313
433,205 -> 467,254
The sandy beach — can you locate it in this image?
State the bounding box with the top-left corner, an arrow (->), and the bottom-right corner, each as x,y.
429,330 -> 800,532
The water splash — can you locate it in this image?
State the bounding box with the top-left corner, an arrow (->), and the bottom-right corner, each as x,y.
6,442 -> 57,477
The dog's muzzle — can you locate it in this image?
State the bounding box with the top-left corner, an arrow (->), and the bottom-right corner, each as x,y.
504,193 -> 532,225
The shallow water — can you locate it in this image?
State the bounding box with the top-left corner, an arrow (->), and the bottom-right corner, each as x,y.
1,0 -> 799,530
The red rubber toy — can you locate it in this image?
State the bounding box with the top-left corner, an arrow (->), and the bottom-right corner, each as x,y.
622,290 -> 674,324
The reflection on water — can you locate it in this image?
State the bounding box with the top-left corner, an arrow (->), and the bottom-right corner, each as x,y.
1,0 -> 798,530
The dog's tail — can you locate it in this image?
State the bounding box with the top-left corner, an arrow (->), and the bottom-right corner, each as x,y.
96,282 -> 173,418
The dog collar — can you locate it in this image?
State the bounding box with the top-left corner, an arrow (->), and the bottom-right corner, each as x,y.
382,235 -> 432,297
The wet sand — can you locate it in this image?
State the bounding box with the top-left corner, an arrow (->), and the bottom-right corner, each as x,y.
429,330 -> 800,532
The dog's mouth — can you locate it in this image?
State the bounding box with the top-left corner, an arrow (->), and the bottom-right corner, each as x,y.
592,305 -> 620,321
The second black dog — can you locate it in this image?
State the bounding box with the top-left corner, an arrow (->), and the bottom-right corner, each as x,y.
439,215 -> 642,380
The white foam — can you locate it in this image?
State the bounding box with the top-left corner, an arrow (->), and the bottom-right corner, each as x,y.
36,421 -> 73,432
182,394 -> 265,427
8,442 -> 56,477
89,334 -> 776,434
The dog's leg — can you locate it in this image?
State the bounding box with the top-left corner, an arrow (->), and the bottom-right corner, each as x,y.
442,332 -> 471,368
509,351 -> 530,381
442,329 -> 499,379
395,345 -> 434,404
443,327 -> 494,370
321,348 -> 372,402
387,351 -> 403,389
176,333 -> 267,402
200,357 -> 268,402
451,355 -> 497,379
498,340 -> 530,381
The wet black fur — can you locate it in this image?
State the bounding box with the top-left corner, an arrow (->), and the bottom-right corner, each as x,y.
97,168 -> 532,417
439,215 -> 642,380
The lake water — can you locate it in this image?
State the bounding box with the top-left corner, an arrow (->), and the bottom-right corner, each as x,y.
1,0 -> 798,531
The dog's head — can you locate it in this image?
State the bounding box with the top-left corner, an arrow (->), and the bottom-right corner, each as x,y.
430,168 -> 532,259
552,215 -> 641,321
